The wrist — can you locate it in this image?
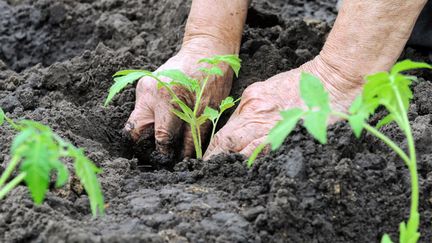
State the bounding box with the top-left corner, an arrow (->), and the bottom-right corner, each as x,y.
182,0 -> 248,55
182,32 -> 240,56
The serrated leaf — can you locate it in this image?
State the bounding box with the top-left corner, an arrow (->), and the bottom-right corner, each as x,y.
304,110 -> 329,144
51,160 -> 69,188
219,96 -> 236,113
216,55 -> 241,77
198,57 -> 218,65
11,128 -> 36,153
363,71 -> 410,122
171,109 -> 192,123
300,72 -> 330,111
105,71 -> 152,106
267,108 -> 304,150
199,67 -> 224,77
394,74 -> 413,110
72,148 -> 104,216
0,107 -> 4,126
390,59 -> 431,76
199,55 -> 242,77
203,106 -> 219,122
380,234 -> 393,243
157,69 -> 199,92
19,136 -> 51,204
376,114 -> 394,129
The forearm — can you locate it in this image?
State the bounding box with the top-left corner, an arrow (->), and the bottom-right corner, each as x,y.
320,0 -> 428,84
182,0 -> 249,54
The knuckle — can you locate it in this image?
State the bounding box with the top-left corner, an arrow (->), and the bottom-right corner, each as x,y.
213,132 -> 237,152
172,86 -> 195,105
155,127 -> 173,144
242,81 -> 265,99
137,78 -> 157,94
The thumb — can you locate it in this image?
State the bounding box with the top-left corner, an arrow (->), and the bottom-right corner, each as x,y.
203,114 -> 267,160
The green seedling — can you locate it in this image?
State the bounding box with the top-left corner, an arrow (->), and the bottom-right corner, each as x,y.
105,55 -> 241,159
0,108 -> 104,217
249,60 -> 431,243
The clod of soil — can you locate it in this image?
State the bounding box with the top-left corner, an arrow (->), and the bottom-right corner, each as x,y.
1,0 -> 431,242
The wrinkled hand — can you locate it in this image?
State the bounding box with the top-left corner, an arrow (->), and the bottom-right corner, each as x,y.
204,56 -> 362,159
124,42 -> 235,158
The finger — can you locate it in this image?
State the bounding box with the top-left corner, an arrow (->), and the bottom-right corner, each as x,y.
182,120 -> 212,158
154,99 -> 183,155
124,77 -> 157,141
239,136 -> 267,157
124,102 -> 154,141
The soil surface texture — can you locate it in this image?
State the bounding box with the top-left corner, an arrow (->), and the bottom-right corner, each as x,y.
1,0 -> 432,242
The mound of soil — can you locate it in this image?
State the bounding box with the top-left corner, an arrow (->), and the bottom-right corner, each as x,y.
1,0 -> 431,242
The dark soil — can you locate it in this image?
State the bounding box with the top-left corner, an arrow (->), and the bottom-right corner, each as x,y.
1,0 -> 431,242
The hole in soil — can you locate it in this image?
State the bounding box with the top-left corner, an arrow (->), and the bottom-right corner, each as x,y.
246,7 -> 282,28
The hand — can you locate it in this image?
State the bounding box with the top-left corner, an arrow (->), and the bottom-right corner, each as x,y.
204,56 -> 362,158
124,39 -> 235,158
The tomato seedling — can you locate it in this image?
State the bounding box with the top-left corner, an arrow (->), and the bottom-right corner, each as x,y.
0,109 -> 104,217
249,60 -> 431,243
105,55 -> 241,159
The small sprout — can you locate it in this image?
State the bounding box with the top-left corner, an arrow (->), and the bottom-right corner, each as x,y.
105,55 -> 242,158
0,109 -> 104,217
249,60 -> 431,243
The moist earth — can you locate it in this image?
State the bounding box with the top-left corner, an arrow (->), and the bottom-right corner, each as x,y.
0,0 -> 432,242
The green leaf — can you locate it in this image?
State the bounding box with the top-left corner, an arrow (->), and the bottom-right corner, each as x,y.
398,211 -> 420,243
216,55 -> 242,77
390,59 -> 432,76
199,55 -> 242,77
267,108 -> 304,150
247,143 -> 266,167
171,109 -> 192,123
349,96 -> 363,114
348,96 -> 370,138
157,69 -> 199,92
105,71 -> 152,106
219,96 -> 237,113
0,107 -> 4,126
376,114 -> 394,129
72,148 -> 104,216
15,122 -> 72,203
11,128 -> 36,153
348,113 -> 365,138
203,106 -> 219,123
300,72 -> 330,111
19,135 -> 51,204
113,69 -> 148,77
363,72 -> 390,110
381,234 -> 393,243
51,161 -> 69,188
199,67 -> 224,77
304,110 -> 329,144
364,72 -> 404,119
